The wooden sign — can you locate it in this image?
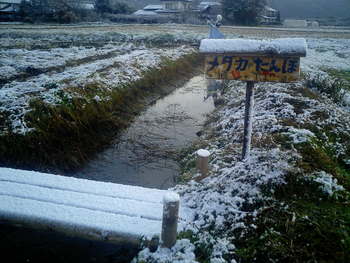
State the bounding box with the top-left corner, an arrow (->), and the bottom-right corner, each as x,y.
205,55 -> 300,82
200,38 -> 307,83
199,38 -> 307,160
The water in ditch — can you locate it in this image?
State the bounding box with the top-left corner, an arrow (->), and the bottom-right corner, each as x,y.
0,75 -> 217,263
71,75 -> 215,189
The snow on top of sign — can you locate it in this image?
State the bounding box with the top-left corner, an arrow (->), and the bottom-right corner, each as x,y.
199,38 -> 307,57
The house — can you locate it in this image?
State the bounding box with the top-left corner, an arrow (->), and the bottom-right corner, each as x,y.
134,0 -> 193,16
53,0 -> 95,10
133,4 -> 163,16
283,19 -> 308,28
197,1 -> 222,20
259,6 -> 280,24
0,0 -> 21,15
159,0 -> 192,12
133,0 -> 222,24
143,4 -> 163,12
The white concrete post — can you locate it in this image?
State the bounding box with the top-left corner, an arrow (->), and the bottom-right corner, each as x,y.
196,149 -> 210,177
161,192 -> 180,248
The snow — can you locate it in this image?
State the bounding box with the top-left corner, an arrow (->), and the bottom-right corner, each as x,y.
310,171 -> 345,196
196,149 -> 210,158
282,127 -> 315,144
157,36 -> 350,260
2,0 -> 21,3
133,239 -> 197,263
199,38 -> 307,57
301,38 -> 350,74
0,45 -> 194,134
1,25 -> 350,261
0,44 -> 126,80
265,6 -> 277,12
143,5 -> 163,11
164,192 -> 180,204
0,167 -> 180,241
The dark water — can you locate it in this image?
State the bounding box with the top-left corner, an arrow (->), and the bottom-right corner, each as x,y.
0,224 -> 139,263
71,75 -> 215,189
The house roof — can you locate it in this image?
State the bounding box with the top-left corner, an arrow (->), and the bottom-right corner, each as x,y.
265,6 -> 278,12
0,0 -> 21,4
0,5 -> 16,12
143,5 -> 163,11
198,1 -> 221,11
133,10 -> 158,16
160,0 -> 192,2
79,3 -> 94,10
199,1 -> 221,6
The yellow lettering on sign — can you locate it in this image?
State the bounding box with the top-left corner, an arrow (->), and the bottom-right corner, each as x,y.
205,55 -> 301,82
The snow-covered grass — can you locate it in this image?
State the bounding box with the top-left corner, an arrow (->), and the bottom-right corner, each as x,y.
0,24 -> 349,262
133,31 -> 350,262
0,41 -> 200,171
0,44 -> 194,134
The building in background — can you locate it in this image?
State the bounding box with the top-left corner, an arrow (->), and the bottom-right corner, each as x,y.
160,0 -> 192,12
133,0 -> 222,23
196,1 -> 222,21
259,5 -> 280,25
0,0 -> 21,15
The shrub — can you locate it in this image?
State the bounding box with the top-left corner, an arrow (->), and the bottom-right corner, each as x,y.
305,74 -> 345,104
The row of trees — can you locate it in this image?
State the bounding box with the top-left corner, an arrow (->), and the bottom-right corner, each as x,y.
222,0 -> 267,25
18,0 -> 133,23
95,0 -> 133,14
16,0 -> 267,25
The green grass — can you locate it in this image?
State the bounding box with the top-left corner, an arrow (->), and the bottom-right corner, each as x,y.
0,53 -> 203,172
327,69 -> 350,86
235,134 -> 350,262
305,73 -> 346,103
322,69 -> 350,93
233,82 -> 350,262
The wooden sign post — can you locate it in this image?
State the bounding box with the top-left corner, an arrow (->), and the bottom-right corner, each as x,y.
200,38 -> 307,160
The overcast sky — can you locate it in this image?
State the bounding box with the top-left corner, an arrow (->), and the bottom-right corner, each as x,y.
271,0 -> 350,18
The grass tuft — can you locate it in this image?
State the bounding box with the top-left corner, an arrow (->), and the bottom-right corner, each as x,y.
305,73 -> 346,104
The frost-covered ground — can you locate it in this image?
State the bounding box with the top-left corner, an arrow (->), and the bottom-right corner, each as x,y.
0,38 -> 194,133
1,23 -> 350,135
131,29 -> 350,262
0,24 -> 349,262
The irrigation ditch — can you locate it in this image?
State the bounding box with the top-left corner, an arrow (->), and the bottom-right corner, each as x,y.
0,52 -> 213,181
0,50 -> 218,263
68,74 -> 215,189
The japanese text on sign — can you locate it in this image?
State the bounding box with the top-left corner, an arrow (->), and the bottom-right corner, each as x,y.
205,55 -> 301,82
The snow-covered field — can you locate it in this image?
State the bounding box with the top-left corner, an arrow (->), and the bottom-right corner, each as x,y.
131,27 -> 350,262
1,24 -> 350,262
1,24 -> 350,136
0,26 -> 196,134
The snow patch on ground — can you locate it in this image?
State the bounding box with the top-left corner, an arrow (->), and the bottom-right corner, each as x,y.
283,127 -> 315,144
310,171 -> 345,196
133,239 -> 197,263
